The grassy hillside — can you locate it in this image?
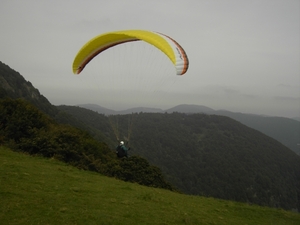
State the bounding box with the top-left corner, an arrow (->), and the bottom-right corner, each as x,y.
1,147 -> 299,225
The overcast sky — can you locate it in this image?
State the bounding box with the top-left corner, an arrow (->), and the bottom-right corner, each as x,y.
1,0 -> 299,118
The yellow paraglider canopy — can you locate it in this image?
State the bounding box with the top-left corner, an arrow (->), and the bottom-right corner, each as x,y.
72,30 -> 189,75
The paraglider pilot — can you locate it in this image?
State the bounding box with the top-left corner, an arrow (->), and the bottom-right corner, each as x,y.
116,141 -> 130,158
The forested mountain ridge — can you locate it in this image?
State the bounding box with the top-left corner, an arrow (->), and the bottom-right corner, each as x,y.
1,60 -> 300,211
0,62 -> 58,117
80,103 -> 300,156
58,106 -> 300,210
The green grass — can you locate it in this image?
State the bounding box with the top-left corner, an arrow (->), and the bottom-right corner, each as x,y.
1,146 -> 299,225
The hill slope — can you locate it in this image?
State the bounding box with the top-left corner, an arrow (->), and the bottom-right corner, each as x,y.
0,61 -> 58,116
213,110 -> 300,155
57,106 -> 300,211
1,146 -> 299,225
166,104 -> 300,155
128,113 -> 300,210
78,103 -> 300,155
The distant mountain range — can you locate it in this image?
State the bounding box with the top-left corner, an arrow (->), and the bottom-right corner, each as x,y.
77,104 -> 164,115
78,103 -> 300,155
78,103 -> 299,120
77,103 -> 215,115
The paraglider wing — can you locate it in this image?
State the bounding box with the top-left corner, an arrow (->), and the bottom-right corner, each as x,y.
72,30 -> 189,75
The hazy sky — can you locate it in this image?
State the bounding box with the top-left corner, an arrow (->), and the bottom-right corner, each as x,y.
1,0 -> 299,118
